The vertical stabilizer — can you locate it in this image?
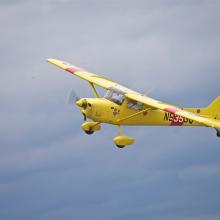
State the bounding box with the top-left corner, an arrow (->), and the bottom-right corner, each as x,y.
205,96 -> 220,118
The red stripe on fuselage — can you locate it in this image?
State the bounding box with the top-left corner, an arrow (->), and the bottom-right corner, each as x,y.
164,107 -> 184,126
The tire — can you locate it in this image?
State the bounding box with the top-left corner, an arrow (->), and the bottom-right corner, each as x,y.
116,145 -> 125,148
85,130 -> 94,135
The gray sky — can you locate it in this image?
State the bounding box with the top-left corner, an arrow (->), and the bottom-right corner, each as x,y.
1,0 -> 220,220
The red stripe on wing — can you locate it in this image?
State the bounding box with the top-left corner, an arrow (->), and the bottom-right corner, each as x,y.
66,66 -> 81,74
164,107 -> 179,114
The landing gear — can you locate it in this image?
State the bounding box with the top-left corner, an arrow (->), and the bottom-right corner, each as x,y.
85,130 -> 94,135
116,145 -> 125,148
81,122 -> 101,135
216,129 -> 220,137
83,113 -> 87,121
81,122 -> 134,148
114,126 -> 135,148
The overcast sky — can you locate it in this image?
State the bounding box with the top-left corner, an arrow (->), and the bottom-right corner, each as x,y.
1,0 -> 220,220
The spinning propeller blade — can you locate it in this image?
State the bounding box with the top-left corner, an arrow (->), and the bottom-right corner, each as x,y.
67,90 -> 80,105
67,90 -> 87,121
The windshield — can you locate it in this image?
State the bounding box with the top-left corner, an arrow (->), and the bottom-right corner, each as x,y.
104,89 -> 125,105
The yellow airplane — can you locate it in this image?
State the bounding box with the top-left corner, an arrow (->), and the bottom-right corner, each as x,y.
47,58 -> 220,148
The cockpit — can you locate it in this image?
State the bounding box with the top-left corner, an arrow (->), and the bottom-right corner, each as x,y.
104,88 -> 144,110
104,88 -> 125,105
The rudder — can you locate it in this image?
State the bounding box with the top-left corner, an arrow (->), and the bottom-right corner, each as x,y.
205,96 -> 220,117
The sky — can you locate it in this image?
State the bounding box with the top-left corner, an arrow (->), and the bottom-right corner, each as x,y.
1,0 -> 220,219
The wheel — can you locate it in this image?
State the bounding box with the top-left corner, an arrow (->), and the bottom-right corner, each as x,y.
114,135 -> 135,148
85,130 -> 94,135
217,131 -> 220,137
116,145 -> 125,148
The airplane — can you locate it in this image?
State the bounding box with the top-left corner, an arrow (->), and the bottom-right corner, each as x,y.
47,58 -> 220,148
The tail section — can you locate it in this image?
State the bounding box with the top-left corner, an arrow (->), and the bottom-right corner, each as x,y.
185,96 -> 220,121
185,97 -> 220,135
205,96 -> 220,118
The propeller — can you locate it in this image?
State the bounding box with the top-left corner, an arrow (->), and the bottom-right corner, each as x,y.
67,90 -> 80,105
67,90 -> 87,121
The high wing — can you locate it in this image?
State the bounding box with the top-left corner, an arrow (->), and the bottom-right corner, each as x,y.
126,93 -> 220,129
47,58 -> 132,92
47,58 -> 220,129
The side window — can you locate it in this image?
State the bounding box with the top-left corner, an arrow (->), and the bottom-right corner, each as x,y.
116,93 -> 125,105
104,89 -> 125,105
104,90 -> 113,99
127,100 -> 144,110
111,92 -> 125,105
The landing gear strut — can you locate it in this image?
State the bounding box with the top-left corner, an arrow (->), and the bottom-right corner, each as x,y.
115,126 -> 125,148
83,113 -> 87,121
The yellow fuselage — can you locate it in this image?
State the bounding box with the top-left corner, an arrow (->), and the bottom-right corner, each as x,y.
81,98 -> 203,127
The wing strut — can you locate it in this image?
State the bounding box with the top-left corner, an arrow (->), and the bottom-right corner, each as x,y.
117,108 -> 151,123
89,82 -> 100,98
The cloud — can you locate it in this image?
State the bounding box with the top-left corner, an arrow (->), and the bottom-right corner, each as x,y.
0,1 -> 220,220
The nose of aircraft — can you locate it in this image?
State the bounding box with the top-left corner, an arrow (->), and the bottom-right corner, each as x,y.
76,98 -> 88,109
76,99 -> 83,107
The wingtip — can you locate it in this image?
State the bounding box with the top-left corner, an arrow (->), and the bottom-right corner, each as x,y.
47,58 -> 55,63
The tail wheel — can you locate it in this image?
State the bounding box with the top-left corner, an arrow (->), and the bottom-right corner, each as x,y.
215,129 -> 220,137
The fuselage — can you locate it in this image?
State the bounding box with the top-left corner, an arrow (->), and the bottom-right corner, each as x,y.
80,98 -> 203,127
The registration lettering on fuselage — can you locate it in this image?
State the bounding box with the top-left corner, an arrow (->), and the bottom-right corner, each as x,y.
164,112 -> 193,125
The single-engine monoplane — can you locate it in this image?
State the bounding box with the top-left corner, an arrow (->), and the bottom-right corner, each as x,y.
47,58 -> 220,148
